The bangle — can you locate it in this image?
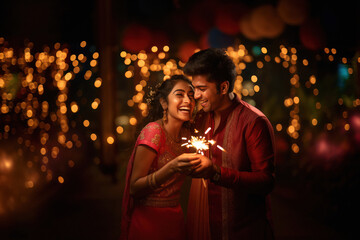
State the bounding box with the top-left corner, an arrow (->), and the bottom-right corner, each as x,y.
152,172 -> 157,188
148,172 -> 158,190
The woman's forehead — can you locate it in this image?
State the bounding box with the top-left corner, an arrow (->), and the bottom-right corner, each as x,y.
172,81 -> 193,90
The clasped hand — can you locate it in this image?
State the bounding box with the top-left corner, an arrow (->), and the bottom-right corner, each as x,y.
170,153 -> 214,178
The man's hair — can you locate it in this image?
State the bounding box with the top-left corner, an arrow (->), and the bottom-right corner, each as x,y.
183,48 -> 236,92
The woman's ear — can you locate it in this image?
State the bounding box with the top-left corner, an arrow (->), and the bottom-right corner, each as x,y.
159,98 -> 168,110
220,81 -> 229,94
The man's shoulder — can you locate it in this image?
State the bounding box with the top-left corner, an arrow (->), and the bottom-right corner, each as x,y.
235,99 -> 268,121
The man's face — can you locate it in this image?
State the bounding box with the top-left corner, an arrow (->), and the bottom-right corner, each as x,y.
192,75 -> 222,112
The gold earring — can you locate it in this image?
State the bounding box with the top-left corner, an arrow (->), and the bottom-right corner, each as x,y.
162,109 -> 168,122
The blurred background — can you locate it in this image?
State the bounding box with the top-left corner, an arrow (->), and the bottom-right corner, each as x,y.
0,0 -> 359,239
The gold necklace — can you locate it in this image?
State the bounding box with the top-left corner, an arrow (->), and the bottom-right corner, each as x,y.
161,120 -> 181,143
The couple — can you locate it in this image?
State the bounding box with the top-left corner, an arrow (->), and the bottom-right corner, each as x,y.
121,48 -> 276,240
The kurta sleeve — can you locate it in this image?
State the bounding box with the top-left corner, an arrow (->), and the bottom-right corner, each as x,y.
137,122 -> 162,154
219,116 -> 275,195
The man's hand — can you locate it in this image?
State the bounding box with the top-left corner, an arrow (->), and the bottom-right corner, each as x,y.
189,154 -> 216,179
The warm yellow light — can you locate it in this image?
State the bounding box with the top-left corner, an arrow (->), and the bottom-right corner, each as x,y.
284,98 -> 293,107
158,52 -> 166,59
80,41 -> 87,48
83,120 -> 90,127
135,84 -> 143,92
57,80 -> 66,90
58,176 -> 64,183
65,72 -> 72,81
90,133 -> 97,141
140,80 -> 147,86
116,126 -> 124,134
84,70 -> 92,80
291,144 -> 299,153
71,102 -> 79,113
93,52 -> 99,59
276,124 -> 282,131
288,125 -> 295,134
344,124 -> 350,131
91,101 -> 99,109
90,60 -> 97,67
312,118 -> 318,126
58,134 -> 66,144
129,117 -> 137,125
309,75 -> 316,84
152,46 -> 158,52
60,105 -> 67,114
163,46 -> 169,52
125,71 -> 133,78
120,51 -> 127,58
127,99 -> 134,107
94,78 -> 102,88
0,78 -> 4,88
256,61 -> 264,69
139,102 -> 147,110
137,59 -> 145,67
26,109 -> 33,118
66,141 -> 73,149
107,136 -> 115,144
293,97 -> 300,104
40,147 -> 46,155
251,75 -> 258,82
281,47 -> 288,55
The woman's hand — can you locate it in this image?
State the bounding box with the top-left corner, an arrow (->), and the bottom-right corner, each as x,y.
167,153 -> 201,175
189,154 -> 216,179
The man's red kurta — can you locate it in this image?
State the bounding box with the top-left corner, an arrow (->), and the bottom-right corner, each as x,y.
195,95 -> 276,240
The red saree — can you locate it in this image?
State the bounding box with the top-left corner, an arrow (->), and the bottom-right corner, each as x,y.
120,121 -> 189,240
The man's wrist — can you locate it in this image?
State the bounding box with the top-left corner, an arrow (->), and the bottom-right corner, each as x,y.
211,164 -> 221,183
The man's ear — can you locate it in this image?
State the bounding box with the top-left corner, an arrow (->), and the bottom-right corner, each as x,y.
220,81 -> 229,94
159,98 -> 168,110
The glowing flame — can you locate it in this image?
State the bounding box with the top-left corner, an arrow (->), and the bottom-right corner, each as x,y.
181,128 -> 225,154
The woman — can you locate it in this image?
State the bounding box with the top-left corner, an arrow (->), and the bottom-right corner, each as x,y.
120,74 -> 200,240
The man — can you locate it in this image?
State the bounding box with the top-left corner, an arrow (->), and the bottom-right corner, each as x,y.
184,48 -> 276,240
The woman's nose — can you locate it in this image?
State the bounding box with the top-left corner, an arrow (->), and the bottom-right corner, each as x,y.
183,94 -> 190,103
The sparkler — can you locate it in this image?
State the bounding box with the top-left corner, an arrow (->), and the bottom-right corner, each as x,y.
181,127 -> 226,187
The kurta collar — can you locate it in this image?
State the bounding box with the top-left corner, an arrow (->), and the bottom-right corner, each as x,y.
210,93 -> 240,136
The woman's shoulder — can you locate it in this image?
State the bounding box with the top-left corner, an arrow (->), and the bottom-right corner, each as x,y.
142,120 -> 162,132
138,120 -> 164,139
137,121 -> 164,152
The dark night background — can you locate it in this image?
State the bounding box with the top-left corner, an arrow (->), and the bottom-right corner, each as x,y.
1,0 -> 360,239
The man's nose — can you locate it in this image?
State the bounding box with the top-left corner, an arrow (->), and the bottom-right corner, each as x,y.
194,89 -> 201,99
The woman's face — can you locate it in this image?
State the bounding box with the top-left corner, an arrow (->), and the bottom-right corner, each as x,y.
166,80 -> 195,123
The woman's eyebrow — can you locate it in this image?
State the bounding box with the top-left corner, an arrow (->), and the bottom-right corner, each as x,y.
173,89 -> 185,93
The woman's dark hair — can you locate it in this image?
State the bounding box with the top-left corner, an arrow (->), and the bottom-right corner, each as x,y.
183,48 -> 236,92
136,74 -> 194,136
